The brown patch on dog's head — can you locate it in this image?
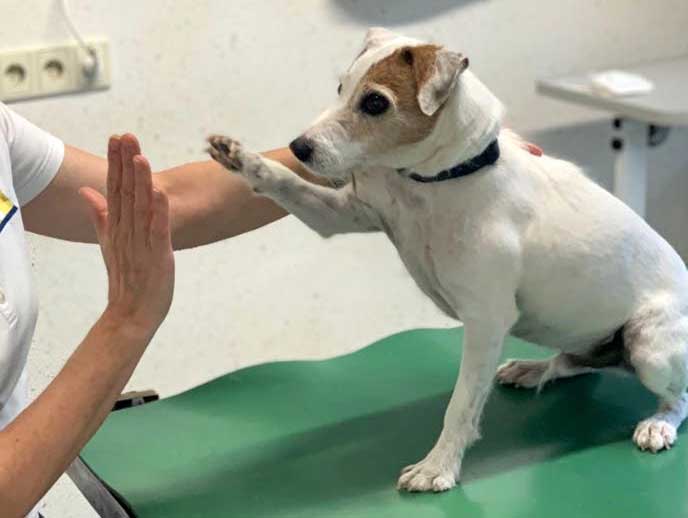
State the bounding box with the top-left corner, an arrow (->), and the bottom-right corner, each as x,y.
362,45 -> 445,144
341,44 -> 469,155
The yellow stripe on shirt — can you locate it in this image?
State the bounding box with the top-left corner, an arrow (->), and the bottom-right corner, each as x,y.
0,189 -> 17,233
0,190 -> 13,216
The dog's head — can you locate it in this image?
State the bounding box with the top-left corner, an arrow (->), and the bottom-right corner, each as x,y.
289,28 -> 471,180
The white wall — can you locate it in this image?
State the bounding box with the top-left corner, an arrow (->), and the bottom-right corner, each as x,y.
3,0 -> 688,515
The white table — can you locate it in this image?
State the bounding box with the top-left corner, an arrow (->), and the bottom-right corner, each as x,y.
536,56 -> 688,217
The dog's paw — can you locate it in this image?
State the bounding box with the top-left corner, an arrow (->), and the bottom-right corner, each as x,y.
207,135 -> 245,170
207,135 -> 273,190
633,418 -> 677,453
496,359 -> 547,389
397,458 -> 458,493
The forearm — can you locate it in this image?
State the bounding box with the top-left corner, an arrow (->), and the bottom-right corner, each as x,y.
157,159 -> 284,250
0,313 -> 154,517
158,147 -> 317,250
23,144 -> 313,249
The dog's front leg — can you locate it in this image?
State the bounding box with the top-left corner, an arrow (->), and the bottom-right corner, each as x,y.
208,135 -> 380,237
397,318 -> 511,492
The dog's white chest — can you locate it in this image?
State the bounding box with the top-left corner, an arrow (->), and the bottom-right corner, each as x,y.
356,172 -> 463,319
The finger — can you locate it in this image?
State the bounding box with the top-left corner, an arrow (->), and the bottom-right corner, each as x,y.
150,188 -> 172,250
119,134 -> 142,244
133,154 -> 153,248
107,136 -> 122,230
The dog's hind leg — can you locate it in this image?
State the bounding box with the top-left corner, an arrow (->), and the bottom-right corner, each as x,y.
625,296 -> 688,452
633,394 -> 688,452
497,329 -> 626,389
496,354 -> 597,389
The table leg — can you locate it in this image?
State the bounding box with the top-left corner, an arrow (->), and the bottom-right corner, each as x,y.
611,118 -> 648,217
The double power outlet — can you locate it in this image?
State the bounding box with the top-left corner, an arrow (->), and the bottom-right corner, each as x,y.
0,39 -> 111,103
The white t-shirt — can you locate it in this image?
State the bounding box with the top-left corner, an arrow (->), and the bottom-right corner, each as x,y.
0,102 -> 65,517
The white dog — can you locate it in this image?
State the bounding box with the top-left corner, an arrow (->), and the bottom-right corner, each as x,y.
208,28 -> 688,493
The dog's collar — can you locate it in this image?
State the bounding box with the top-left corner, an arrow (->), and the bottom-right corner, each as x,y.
399,139 -> 500,183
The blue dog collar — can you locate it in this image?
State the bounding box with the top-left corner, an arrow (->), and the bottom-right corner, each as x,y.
401,139 -> 500,183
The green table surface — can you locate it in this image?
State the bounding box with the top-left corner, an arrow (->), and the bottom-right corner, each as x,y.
82,328 -> 687,518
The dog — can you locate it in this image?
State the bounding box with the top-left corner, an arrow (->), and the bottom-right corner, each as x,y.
207,27 -> 688,493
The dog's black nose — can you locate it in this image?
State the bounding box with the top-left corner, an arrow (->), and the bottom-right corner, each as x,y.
289,137 -> 314,163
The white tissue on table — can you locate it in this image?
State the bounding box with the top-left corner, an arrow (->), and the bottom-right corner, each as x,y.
589,70 -> 654,97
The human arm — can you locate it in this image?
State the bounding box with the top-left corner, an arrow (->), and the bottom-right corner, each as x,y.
22,136 -> 317,249
0,137 -> 174,517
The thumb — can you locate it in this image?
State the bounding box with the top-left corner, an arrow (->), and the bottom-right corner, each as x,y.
79,187 -> 108,243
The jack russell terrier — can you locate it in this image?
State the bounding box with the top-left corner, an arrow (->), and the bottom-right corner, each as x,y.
207,28 -> 688,493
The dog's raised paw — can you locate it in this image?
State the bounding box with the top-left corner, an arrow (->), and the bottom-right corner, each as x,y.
397,459 -> 457,493
207,134 -> 249,172
633,418 -> 677,453
207,135 -> 272,190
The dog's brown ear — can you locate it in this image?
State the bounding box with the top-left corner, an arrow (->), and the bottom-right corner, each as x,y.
404,45 -> 469,116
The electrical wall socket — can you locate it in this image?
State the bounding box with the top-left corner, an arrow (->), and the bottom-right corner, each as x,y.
37,47 -> 76,95
0,51 -> 35,101
0,39 -> 111,103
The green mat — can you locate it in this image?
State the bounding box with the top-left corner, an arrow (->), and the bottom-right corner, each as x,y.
82,328 -> 687,518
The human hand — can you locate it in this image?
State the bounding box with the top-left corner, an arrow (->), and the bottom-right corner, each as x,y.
79,134 -> 175,334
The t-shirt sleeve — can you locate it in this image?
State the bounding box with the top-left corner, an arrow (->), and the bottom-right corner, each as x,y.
0,102 -> 65,206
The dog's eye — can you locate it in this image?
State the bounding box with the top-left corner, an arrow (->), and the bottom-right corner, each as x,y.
337,83 -> 342,95
360,92 -> 390,116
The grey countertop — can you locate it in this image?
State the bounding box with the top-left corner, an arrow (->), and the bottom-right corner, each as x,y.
537,55 -> 688,125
